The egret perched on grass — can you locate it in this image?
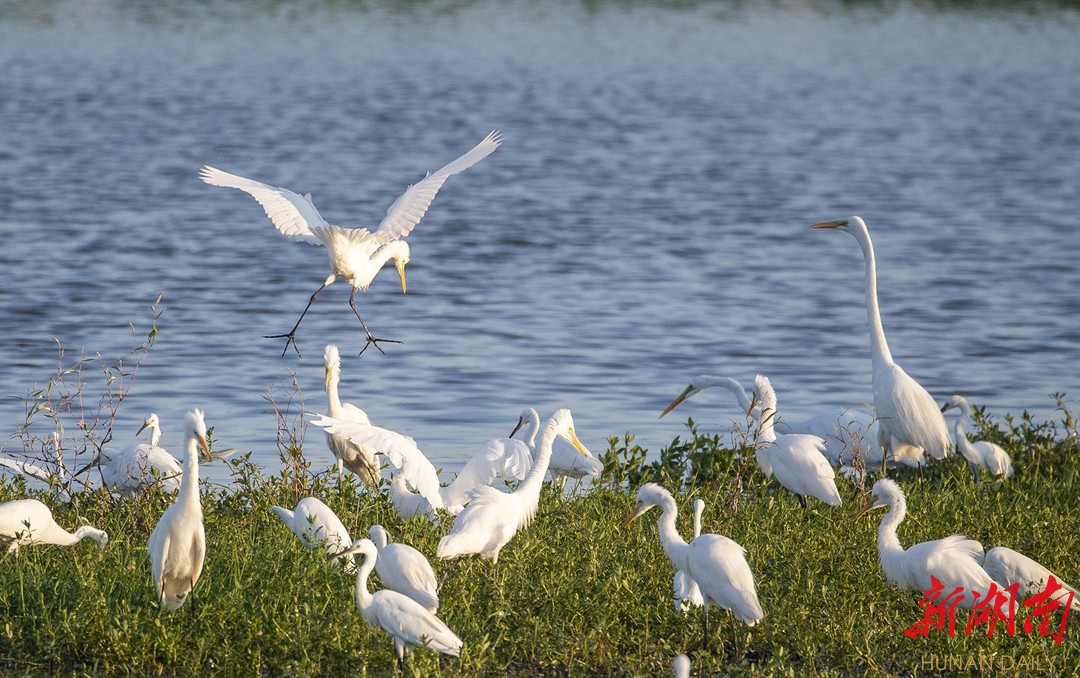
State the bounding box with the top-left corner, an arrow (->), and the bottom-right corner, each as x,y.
437,409 -> 588,563
673,498 -> 705,613
95,413 -> 183,495
623,483 -> 763,649
0,498 -> 108,555
510,407 -> 602,485
811,217 -> 951,467
270,497 -> 354,571
200,131 -> 503,357
323,345 -> 380,486
148,409 -> 211,612
369,524 -> 440,612
980,546 -> 1080,610
940,395 -> 1014,479
334,538 -> 462,667
855,478 -> 994,608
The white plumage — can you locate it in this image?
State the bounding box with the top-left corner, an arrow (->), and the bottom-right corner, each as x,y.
270,496 -> 354,571
940,395 -> 1014,479
323,345 -> 381,486
980,546 -> 1080,611
510,407 -> 602,484
369,524 -> 440,613
673,498 -> 705,613
0,498 -> 108,555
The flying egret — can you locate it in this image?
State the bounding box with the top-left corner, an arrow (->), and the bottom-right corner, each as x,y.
510,408 -> 603,486
661,375 -> 886,468
855,478 -> 995,608
437,409 -> 588,563
369,524 -> 440,612
323,345 -> 381,486
333,538 -> 462,667
940,396 -> 1014,479
200,131 -> 503,357
811,217 -> 951,466
270,497 -> 354,571
673,498 -> 705,613
147,409 -> 211,612
0,498 -> 108,555
623,483 -> 763,648
980,546 -> 1080,611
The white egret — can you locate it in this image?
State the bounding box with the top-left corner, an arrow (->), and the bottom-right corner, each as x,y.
940,395 -> 1014,479
673,498 -> 705,613
147,409 -> 210,612
751,376 -> 842,508
855,478 -> 994,608
673,653 -> 691,678
95,413 -> 183,496
510,408 -> 603,485
200,131 -> 503,357
333,538 -> 462,666
323,345 -> 380,486
0,498 -> 108,555
623,483 -> 763,648
369,524 -> 440,612
811,217 -> 951,466
270,497 -> 354,571
437,409 -> 588,563
980,546 -> 1080,611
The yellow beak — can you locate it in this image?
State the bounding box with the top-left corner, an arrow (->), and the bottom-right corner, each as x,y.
660,385 -> 693,419
810,220 -> 846,230
396,260 -> 407,295
565,427 -> 589,456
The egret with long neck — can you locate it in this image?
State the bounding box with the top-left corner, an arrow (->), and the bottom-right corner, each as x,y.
0,499 -> 108,555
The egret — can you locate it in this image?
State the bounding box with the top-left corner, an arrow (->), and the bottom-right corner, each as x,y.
270,497 -> 354,571
940,395 -> 1013,479
673,498 -> 705,613
855,478 -> 994,608
673,653 -> 691,678
623,483 -> 763,648
323,345 -> 380,486
200,131 -> 503,357
147,409 -> 211,612
811,217 -> 951,466
510,408 -> 603,486
95,413 -> 183,495
0,498 -> 108,555
369,524 -> 440,612
333,538 -> 462,666
980,546 -> 1080,611
437,409 -> 588,563
751,376 -> 842,508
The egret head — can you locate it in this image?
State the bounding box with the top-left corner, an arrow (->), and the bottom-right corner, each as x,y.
331,537 -> 378,564
622,482 -> 674,529
940,394 -> 968,414
550,409 -> 589,457
324,344 -> 341,390
854,478 -> 904,520
810,215 -> 869,238
185,409 -> 212,460
749,375 -> 777,418
660,383 -> 699,418
509,408 -> 538,439
389,241 -> 411,295
137,413 -> 161,437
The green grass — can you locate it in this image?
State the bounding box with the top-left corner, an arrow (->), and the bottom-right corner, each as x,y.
1,403 -> 1078,676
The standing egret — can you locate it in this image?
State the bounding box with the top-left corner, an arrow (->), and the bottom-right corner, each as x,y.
940,396 -> 1014,479
437,409 -> 588,563
369,524 -> 440,612
623,483 -> 763,648
148,409 -> 211,612
510,408 -> 603,485
333,538 -> 462,667
855,478 -> 994,608
673,498 -> 705,613
811,217 -> 951,466
93,413 -> 183,495
270,497 -> 354,571
751,376 -> 842,508
200,131 -> 503,357
980,546 -> 1080,611
0,498 -> 108,555
323,345 -> 380,486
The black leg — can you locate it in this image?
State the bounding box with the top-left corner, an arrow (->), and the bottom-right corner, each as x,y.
797,494 -> 807,509
264,281 -> 332,358
349,287 -> 402,355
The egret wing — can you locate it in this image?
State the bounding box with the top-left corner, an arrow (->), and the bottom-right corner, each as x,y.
200,166 -> 326,245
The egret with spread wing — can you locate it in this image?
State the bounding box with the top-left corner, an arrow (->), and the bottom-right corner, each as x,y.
200,131 -> 503,356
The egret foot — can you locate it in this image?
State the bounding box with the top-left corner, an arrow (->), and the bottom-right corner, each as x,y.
264,331 -> 303,358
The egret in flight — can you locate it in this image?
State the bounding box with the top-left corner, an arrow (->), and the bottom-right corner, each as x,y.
811,217 -> 951,466
623,483 -> 763,649
333,538 -> 462,667
200,131 -> 503,357
369,524 -> 440,613
673,498 -> 705,613
437,409 -> 588,563
940,395 -> 1014,479
323,345 -> 380,486
855,478 -> 994,608
0,498 -> 108,555
270,496 -> 354,571
148,409 -> 211,612
510,407 -> 603,486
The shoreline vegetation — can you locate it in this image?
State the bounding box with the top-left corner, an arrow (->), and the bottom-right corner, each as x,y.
1,313 -> 1078,676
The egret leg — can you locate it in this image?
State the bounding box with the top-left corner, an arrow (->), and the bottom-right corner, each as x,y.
265,281 -> 332,358
797,494 -> 807,509
730,614 -> 739,656
702,603 -> 711,649
349,288 -> 402,355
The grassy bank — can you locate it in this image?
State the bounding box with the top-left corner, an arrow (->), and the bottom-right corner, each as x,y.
1,402 -> 1078,676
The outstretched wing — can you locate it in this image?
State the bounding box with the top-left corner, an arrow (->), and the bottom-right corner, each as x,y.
199,166 -> 327,245
375,131 -> 503,239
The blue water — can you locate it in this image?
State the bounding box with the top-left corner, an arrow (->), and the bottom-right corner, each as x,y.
1,1 -> 1078,486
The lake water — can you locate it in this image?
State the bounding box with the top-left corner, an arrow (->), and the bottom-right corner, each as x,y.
1,1 -> 1078,487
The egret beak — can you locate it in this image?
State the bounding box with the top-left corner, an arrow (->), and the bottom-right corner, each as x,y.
622,504 -> 651,530
136,419 -> 153,436
660,385 -> 694,418
564,427 -> 589,457
196,432 -> 212,461
853,499 -> 880,521
395,259 -> 407,295
329,542 -> 364,562
324,366 -> 332,392
509,416 -> 526,439
810,219 -> 848,229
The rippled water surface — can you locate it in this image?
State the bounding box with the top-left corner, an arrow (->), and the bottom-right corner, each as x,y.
2,1 -> 1079,484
